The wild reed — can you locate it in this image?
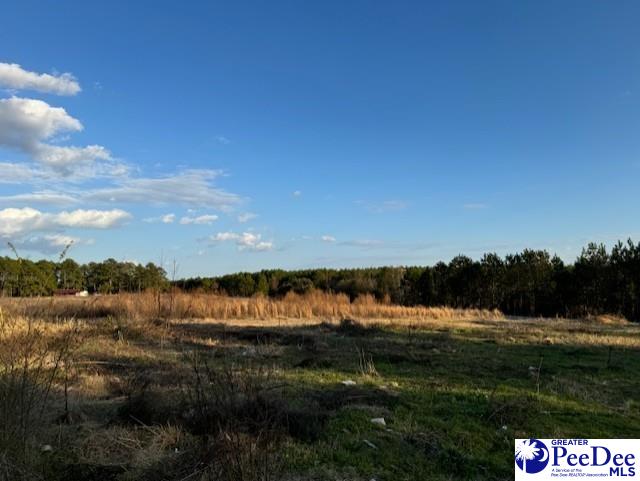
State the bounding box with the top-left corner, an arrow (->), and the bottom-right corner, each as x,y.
0,290 -> 503,322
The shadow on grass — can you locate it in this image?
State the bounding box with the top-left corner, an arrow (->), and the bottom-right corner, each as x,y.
31,317 -> 640,481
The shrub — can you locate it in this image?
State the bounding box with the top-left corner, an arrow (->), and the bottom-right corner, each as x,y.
181,356 -> 286,481
0,310 -> 78,479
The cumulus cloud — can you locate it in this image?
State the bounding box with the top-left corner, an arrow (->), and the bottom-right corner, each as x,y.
0,207 -> 131,237
321,235 -> 336,242
180,214 -> 218,225
0,97 -> 82,140
0,97 -> 112,174
237,212 -> 257,223
209,231 -> 273,252
84,170 -> 241,210
56,209 -> 131,228
292,190 -> 302,197
0,62 -> 81,95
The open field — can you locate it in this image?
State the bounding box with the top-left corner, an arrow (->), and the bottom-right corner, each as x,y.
1,293 -> 640,480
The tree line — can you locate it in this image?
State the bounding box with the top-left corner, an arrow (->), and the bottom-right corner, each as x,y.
2,239 -> 640,321
0,257 -> 167,297
177,240 -> 640,322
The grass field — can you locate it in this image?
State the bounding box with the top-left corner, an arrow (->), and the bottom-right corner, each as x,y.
1,293 -> 639,480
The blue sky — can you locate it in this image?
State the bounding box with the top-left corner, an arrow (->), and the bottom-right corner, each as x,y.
1,1 -> 639,276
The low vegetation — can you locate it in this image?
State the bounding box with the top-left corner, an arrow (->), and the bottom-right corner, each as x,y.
0,293 -> 638,480
0,291 -> 500,324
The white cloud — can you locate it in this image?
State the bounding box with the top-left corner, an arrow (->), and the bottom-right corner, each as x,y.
0,62 -> 81,95
0,162 -> 47,183
209,231 -> 273,252
42,233 -> 80,247
180,214 -> 218,225
0,97 -> 112,174
7,233 -> 95,255
321,235 -> 336,242
0,207 -> 131,237
293,190 -> 302,197
215,135 -> 230,145
237,212 -> 257,223
34,144 -> 111,170
84,169 -> 241,210
83,170 -> 242,211
211,232 -> 239,242
0,96 -> 82,139
54,209 -> 131,229
144,213 -> 176,224
0,191 -> 77,205
0,207 -> 48,236
3,168 -> 241,211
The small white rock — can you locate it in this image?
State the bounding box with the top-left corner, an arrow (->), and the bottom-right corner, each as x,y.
371,417 -> 386,427
363,439 -> 378,449
341,380 -> 357,386
41,444 -> 53,453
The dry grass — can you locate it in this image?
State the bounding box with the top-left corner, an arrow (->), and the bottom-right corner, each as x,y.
0,293 -> 639,480
586,314 -> 629,325
0,290 -> 503,323
0,309 -> 80,479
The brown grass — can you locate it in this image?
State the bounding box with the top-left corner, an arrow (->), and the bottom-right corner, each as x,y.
586,314 -> 629,325
0,309 -> 80,478
0,290 -> 503,323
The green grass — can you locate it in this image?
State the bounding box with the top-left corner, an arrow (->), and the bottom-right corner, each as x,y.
260,319 -> 640,480
7,315 -> 639,481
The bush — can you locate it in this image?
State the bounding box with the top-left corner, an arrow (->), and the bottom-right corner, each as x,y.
182,355 -> 286,481
0,310 -> 78,479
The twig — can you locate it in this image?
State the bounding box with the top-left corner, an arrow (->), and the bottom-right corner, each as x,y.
536,356 -> 543,394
